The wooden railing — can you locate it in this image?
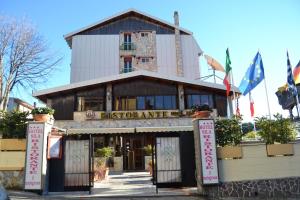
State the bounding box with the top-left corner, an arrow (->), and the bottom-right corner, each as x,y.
0,139 -> 26,170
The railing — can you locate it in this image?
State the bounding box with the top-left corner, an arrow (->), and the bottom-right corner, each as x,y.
120,67 -> 134,73
120,42 -> 136,51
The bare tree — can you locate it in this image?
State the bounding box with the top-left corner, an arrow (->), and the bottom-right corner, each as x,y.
0,16 -> 62,111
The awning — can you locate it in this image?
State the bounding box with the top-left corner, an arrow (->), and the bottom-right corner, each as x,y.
66,128 -> 135,134
135,126 -> 193,133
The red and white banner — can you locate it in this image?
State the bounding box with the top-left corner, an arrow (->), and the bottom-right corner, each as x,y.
198,120 -> 219,185
24,124 -> 45,190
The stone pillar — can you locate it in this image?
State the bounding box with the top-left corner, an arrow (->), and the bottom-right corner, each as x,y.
106,84 -> 112,113
177,84 -> 185,111
174,11 -> 184,77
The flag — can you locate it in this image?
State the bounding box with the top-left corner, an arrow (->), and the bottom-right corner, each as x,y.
287,51 -> 297,95
238,52 -> 265,96
204,54 -> 225,72
293,60 -> 300,84
249,92 -> 255,117
223,48 -> 232,96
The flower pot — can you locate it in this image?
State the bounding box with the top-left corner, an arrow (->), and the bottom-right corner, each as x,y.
217,146 -> 242,159
33,114 -> 50,122
266,144 -> 294,156
192,111 -> 211,118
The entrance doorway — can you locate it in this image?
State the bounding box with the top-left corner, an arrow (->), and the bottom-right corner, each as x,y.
123,135 -> 144,170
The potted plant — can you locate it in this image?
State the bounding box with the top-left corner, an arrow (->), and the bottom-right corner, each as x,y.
191,104 -> 212,118
94,147 -> 113,181
255,113 -> 296,156
215,116 -> 243,159
31,107 -> 54,122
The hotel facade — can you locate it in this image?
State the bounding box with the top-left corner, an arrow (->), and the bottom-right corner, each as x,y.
33,9 -> 235,190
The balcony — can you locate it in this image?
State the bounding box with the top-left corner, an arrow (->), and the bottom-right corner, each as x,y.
120,42 -> 136,50
120,67 -> 134,74
120,43 -> 136,56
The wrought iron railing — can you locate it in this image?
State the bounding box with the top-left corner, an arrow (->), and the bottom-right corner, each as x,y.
120,42 -> 136,51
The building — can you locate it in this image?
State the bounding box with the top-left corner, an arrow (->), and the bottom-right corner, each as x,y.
33,9 -> 237,190
7,97 -> 34,113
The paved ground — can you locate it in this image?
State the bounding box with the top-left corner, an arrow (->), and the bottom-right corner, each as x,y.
8,172 -> 202,200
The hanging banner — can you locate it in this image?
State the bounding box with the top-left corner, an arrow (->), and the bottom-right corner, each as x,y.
24,123 -> 45,190
198,119 -> 219,185
47,135 -> 62,159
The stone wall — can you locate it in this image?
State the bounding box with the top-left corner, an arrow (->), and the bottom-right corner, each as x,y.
0,170 -> 24,189
206,177 -> 300,199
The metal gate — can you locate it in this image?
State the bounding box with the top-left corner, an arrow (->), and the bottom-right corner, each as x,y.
155,136 -> 182,187
64,138 -> 93,190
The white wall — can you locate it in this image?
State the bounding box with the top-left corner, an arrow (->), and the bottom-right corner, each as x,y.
156,35 -> 201,80
70,34 -> 201,83
218,142 -> 300,182
71,35 -> 119,83
181,35 -> 202,80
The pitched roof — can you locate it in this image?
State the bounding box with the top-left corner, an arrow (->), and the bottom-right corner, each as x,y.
33,70 -> 240,102
64,8 -> 192,47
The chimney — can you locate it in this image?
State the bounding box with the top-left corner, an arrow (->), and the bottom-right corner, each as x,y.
173,11 -> 183,77
174,11 -> 179,26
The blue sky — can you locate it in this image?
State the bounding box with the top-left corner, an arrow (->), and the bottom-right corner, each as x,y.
2,0 -> 300,121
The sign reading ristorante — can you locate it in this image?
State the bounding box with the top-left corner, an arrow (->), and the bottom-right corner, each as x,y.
84,110 -> 194,120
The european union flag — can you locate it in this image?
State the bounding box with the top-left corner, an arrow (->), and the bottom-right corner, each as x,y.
239,52 -> 265,96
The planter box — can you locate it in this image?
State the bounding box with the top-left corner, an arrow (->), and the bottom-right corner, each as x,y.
144,156 -> 152,170
217,146 -> 242,159
110,156 -> 123,172
266,144 -> 294,156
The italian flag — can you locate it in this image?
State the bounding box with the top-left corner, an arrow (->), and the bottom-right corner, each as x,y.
223,48 -> 232,96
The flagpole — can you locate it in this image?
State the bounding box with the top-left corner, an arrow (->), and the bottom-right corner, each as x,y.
263,78 -> 271,119
230,70 -> 237,116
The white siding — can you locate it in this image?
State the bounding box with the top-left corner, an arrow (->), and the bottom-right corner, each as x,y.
156,35 -> 177,77
71,35 -> 119,83
181,35 -> 202,80
156,35 -> 201,80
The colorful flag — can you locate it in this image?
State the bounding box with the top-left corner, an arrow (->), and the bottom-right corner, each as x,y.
238,52 -> 265,96
204,54 -> 225,72
223,48 -> 232,96
249,92 -> 255,117
287,51 -> 298,95
293,60 -> 300,84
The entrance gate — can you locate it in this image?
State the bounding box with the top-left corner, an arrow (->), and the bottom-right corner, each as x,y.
154,136 -> 182,187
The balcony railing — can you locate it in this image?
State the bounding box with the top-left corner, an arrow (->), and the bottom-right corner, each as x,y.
121,67 -> 134,73
120,42 -> 136,51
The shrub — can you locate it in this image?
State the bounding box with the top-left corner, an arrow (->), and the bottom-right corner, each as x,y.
95,147 -> 113,158
255,113 -> 296,144
243,131 -> 257,140
144,145 -> 153,156
191,104 -> 212,112
215,117 -> 243,147
31,107 -> 54,115
0,110 -> 29,138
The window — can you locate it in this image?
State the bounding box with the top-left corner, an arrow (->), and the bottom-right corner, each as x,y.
124,33 -> 132,50
141,57 -> 150,63
114,95 -> 177,111
137,96 -> 145,110
141,32 -> 149,37
123,57 -> 132,73
145,96 -> 155,109
77,96 -> 105,111
186,94 -> 214,109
